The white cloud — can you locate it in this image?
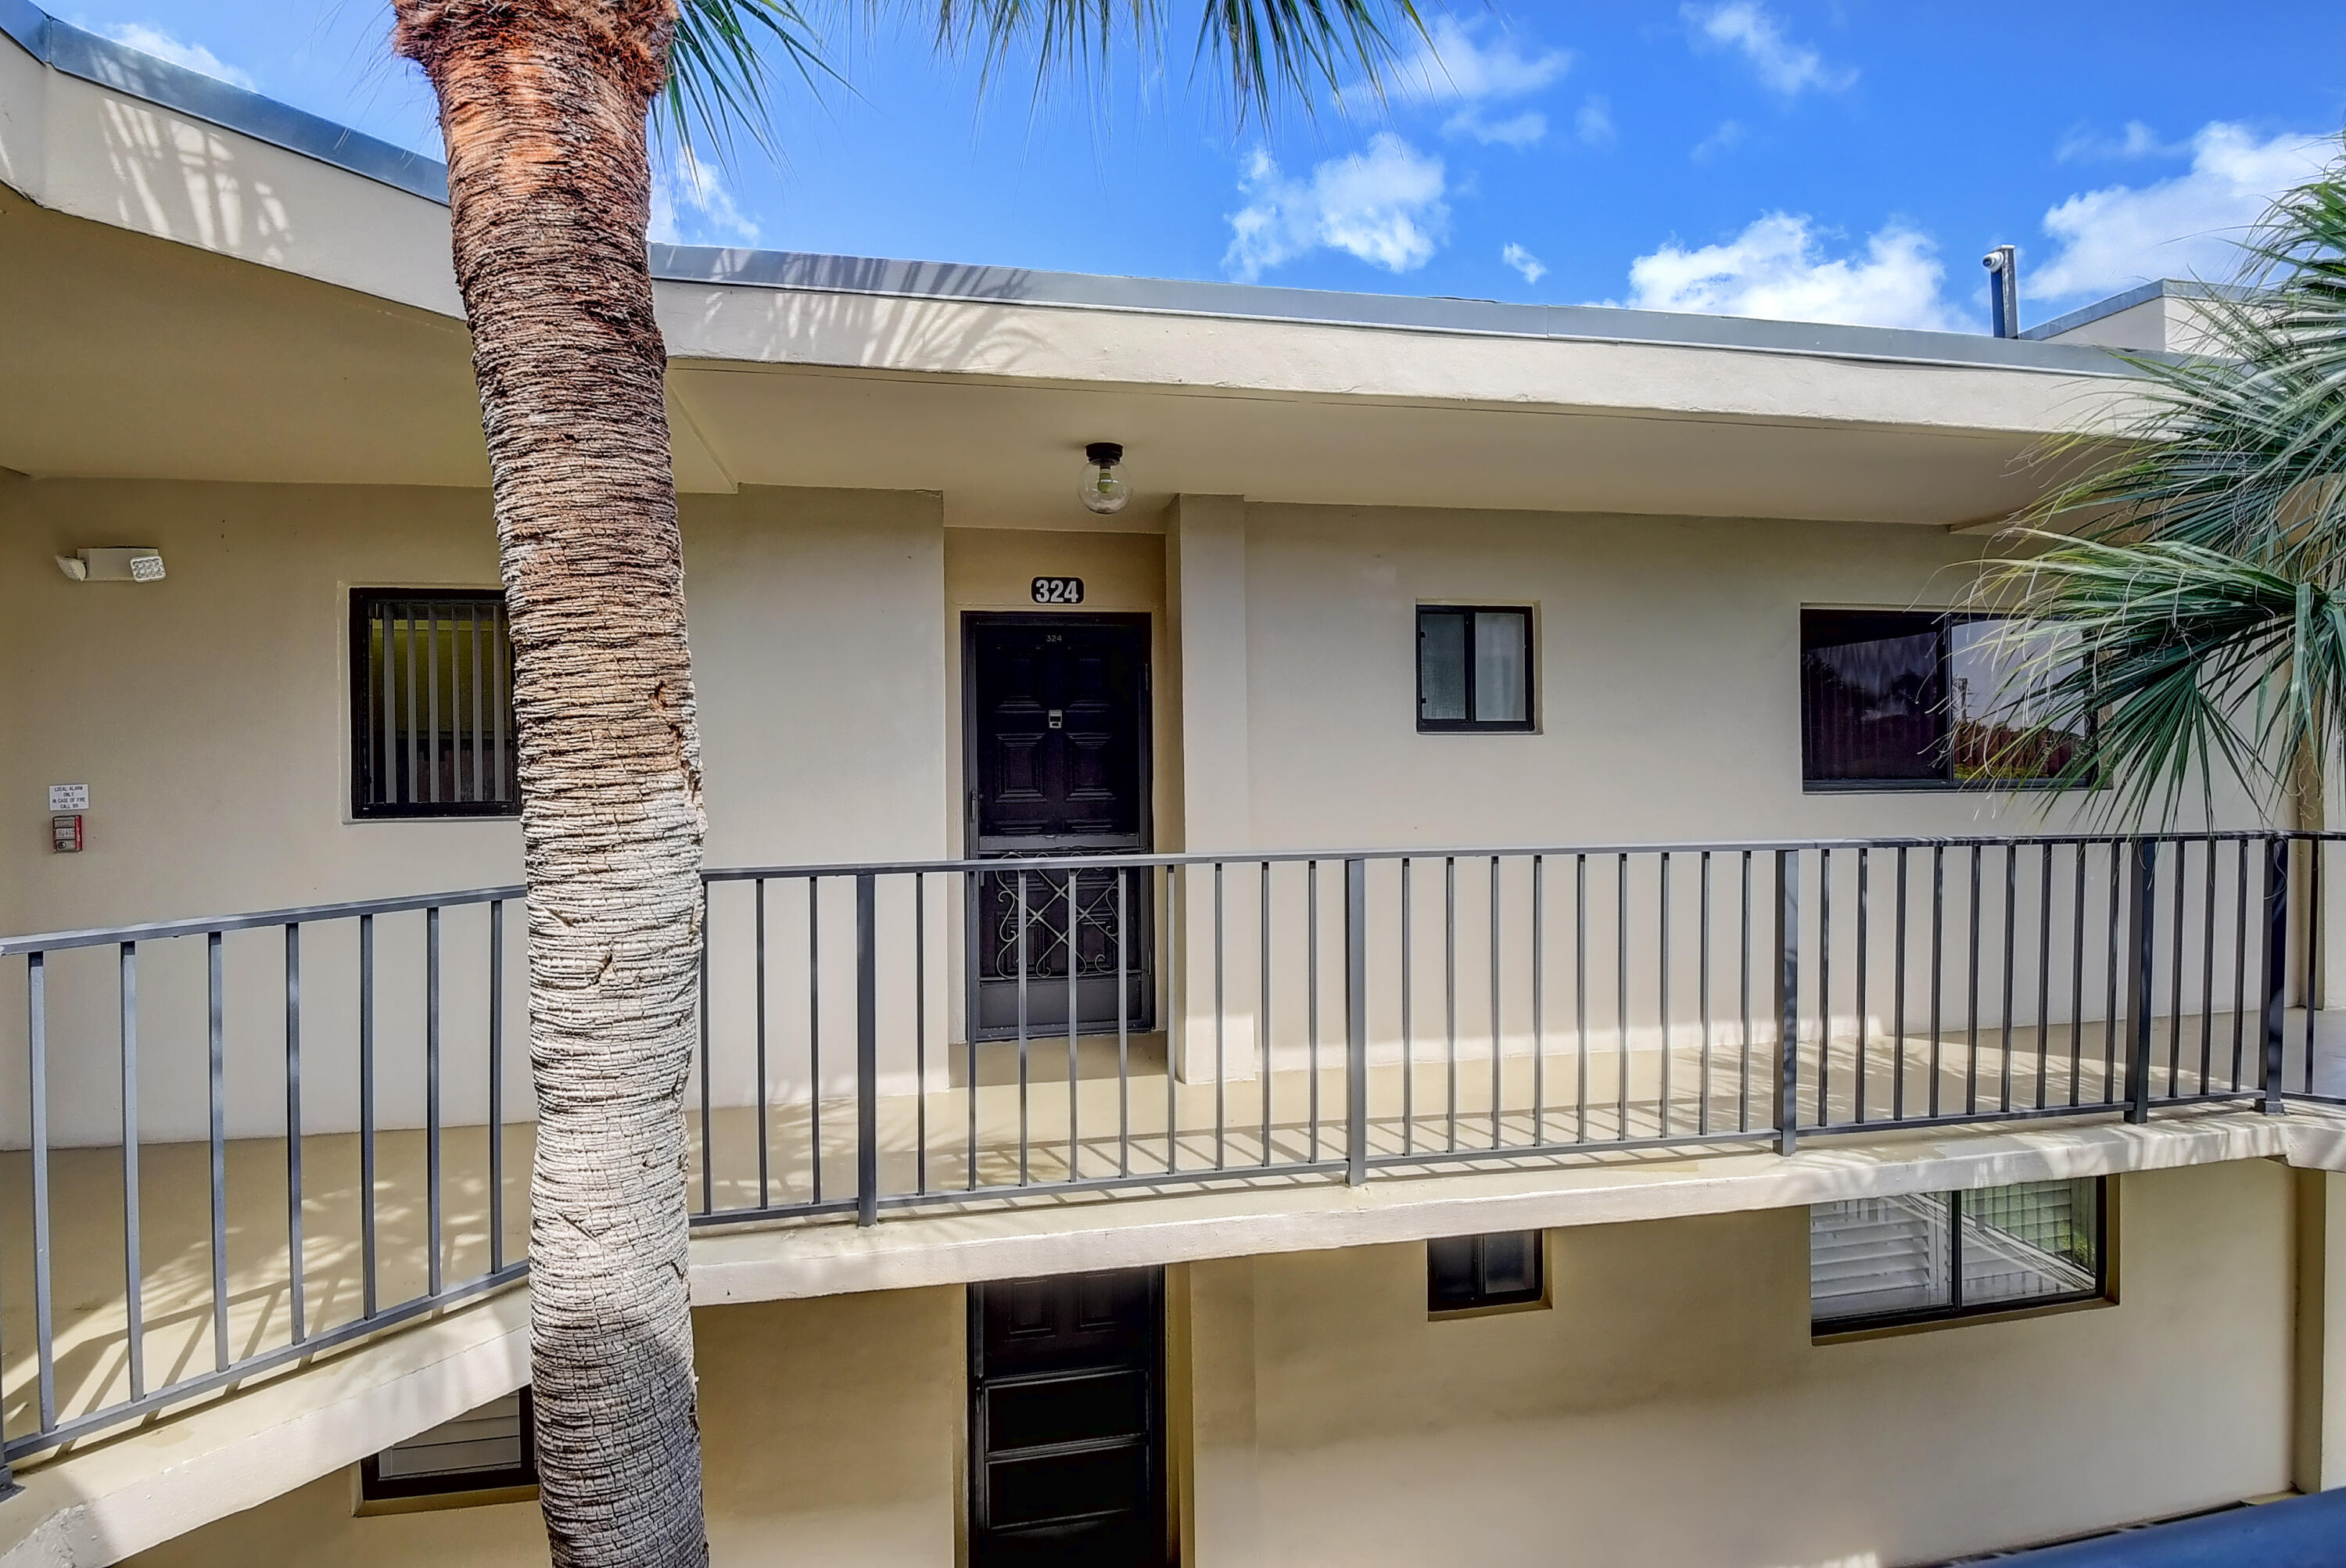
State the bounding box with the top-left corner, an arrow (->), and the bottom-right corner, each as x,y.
1683,2 -> 1854,96
99,23 -> 255,89
1224,135 -> 1449,281
2056,120 -> 2176,163
1620,213 -> 1957,330
1447,108 -> 1548,148
1691,120 -> 1747,162
1574,95 -> 1616,147
1502,243 -> 1548,285
1390,16 -> 1570,106
2032,122 -> 2331,300
650,149 -> 761,246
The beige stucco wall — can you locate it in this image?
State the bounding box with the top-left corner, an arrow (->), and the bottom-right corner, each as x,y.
118,1286 -> 965,1568
1186,1158 -> 2294,1568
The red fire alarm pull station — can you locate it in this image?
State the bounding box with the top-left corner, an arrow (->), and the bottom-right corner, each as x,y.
52,814 -> 83,853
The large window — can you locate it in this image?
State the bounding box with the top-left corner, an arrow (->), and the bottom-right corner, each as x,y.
1417,606 -> 1534,732
360,1390 -> 536,1506
351,590 -> 518,819
1800,609 -> 2089,790
1810,1178 -> 2106,1333
1428,1230 -> 1547,1313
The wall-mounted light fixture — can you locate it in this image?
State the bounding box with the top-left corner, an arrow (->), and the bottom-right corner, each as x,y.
56,547 -> 166,583
1078,442 -> 1130,515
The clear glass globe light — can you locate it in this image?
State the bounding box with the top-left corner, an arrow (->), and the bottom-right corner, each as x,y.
1079,443 -> 1130,514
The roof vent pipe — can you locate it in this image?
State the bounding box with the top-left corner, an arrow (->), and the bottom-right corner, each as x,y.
1982,245 -> 2020,338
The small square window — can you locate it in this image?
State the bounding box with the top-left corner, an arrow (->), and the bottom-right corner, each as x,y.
1429,1230 -> 1547,1313
360,1389 -> 537,1506
1810,1179 -> 2106,1333
1418,607 -> 1534,732
351,589 -> 520,820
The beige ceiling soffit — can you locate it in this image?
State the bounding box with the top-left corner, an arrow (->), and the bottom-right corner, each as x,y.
665,380 -> 737,495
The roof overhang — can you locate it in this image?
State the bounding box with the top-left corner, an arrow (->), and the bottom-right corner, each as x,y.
0,3 -> 2147,528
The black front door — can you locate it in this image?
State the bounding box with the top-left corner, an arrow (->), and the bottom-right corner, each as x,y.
964,615 -> 1154,1038
970,1268 -> 1166,1568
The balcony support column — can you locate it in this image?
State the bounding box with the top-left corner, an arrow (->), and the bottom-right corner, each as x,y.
2295,1168 -> 2346,1492
1168,496 -> 1252,1083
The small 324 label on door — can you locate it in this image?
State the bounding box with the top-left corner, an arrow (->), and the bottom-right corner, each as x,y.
1031,576 -> 1085,605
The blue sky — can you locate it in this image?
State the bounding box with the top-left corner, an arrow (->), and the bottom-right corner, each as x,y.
64,1 -> 2346,332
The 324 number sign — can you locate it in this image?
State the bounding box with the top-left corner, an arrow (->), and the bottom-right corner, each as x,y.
1031,576 -> 1085,605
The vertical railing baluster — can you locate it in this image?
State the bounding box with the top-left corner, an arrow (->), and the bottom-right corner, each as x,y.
1577,855 -> 1591,1143
1490,856 -> 1504,1150
1774,850 -> 1800,1156
1262,862 -> 1275,1168
968,871 -> 981,1191
755,879 -> 770,1211
1214,861 -> 1226,1171
1115,869 -> 1128,1179
1892,848 -> 1908,1122
2264,834 -> 2291,1114
698,886 -> 713,1214
1616,853 -> 1630,1141
2125,839 -> 2158,1124
857,874 -> 879,1226
1017,871 -> 1030,1186
2070,845 -> 2087,1108
2233,839 -> 2251,1093
2036,843 -> 2053,1111
810,878 -> 823,1204
1166,864 -> 1179,1177
426,906 -> 443,1297
2307,838 -> 2323,1096
2104,844 -> 2122,1103
119,942 -> 144,1401
1659,852 -> 1673,1138
2000,845 -> 2018,1114
1401,859 -> 1415,1155
27,951 -> 55,1434
918,874 -> 931,1194
1853,849 -> 1869,1126
359,916 -> 378,1316
2168,838 -> 2188,1097
488,900 -> 504,1272
1964,847 -> 1982,1117
1345,858 -> 1368,1185
1534,856 -> 1548,1146
2200,835 -> 2218,1095
1814,849 -> 1830,1130
1444,856 -> 1458,1152
210,931 -> 231,1367
1929,846 -> 1945,1118
1069,869 -> 1082,1183
1307,862 -> 1321,1164
1740,852 -> 1752,1132
284,924 -> 304,1344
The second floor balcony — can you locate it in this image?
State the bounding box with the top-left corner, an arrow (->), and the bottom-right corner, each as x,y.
5,828 -> 2346,1471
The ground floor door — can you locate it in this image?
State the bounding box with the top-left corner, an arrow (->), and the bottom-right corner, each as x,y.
963,614 -> 1155,1039
968,1268 -> 1167,1568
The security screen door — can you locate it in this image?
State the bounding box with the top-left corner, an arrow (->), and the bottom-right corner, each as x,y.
963,614 -> 1155,1039
969,1268 -> 1167,1567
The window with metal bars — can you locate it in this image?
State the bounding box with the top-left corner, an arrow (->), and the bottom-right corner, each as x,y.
350,590 -> 518,819
359,1389 -> 536,1505
1427,1230 -> 1547,1314
1810,1178 -> 2107,1333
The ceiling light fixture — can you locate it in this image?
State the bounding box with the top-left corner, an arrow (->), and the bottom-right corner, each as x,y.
1078,442 -> 1130,515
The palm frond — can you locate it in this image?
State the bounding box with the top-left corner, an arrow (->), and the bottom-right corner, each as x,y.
663,0 -> 841,164
924,0 -> 1424,125
1968,140 -> 2346,827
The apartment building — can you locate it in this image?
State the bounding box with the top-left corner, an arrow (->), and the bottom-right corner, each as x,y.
4,9 -> 2345,1566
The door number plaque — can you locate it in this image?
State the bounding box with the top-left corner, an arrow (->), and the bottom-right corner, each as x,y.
1031,576 -> 1085,605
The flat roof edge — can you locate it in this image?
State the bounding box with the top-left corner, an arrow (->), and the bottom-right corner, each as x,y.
2021,278 -> 2255,342
0,0 -> 2140,378
0,2 -> 449,203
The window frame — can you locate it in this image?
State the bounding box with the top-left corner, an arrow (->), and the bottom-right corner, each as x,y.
349,587 -> 521,821
1799,608 -> 2093,793
1809,1179 -> 2110,1337
1426,1229 -> 1549,1316
1415,605 -> 1537,734
357,1387 -> 538,1509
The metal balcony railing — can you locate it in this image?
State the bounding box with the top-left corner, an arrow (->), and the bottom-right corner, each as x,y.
1,831 -> 2341,1470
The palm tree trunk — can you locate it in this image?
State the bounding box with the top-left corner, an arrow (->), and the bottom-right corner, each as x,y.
393,4 -> 708,1564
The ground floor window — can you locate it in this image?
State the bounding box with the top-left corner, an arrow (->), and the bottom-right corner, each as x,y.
350,589 -> 518,819
1810,1178 -> 2106,1333
1428,1229 -> 1546,1313
359,1388 -> 536,1508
